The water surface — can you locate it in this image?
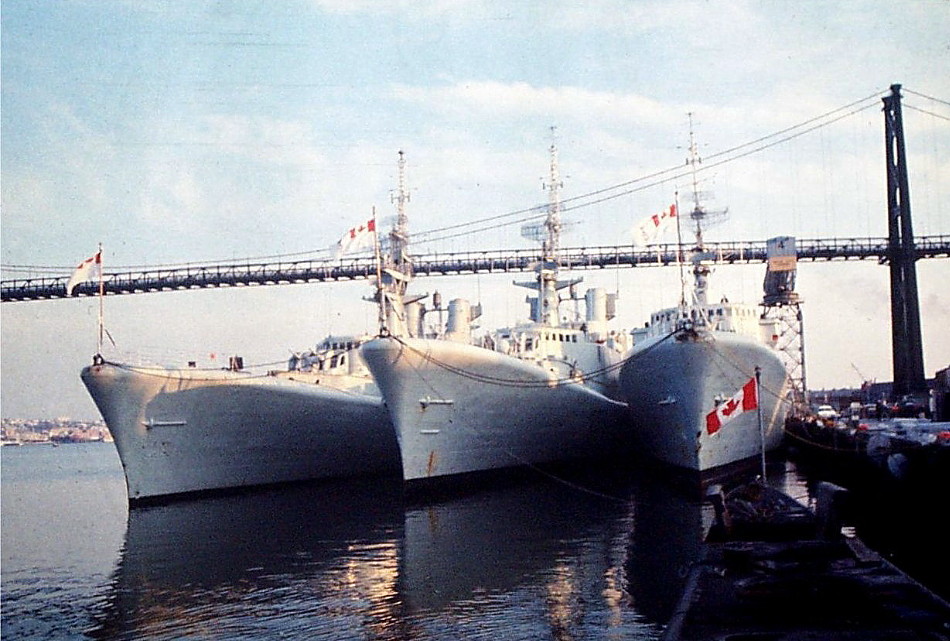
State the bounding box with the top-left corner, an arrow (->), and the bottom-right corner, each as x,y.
3,444 -> 704,640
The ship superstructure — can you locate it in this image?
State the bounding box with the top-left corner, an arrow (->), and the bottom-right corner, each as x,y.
361,136 -> 633,483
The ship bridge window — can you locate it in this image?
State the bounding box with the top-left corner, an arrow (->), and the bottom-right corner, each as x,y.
525,337 -> 534,351
330,355 -> 339,368
340,355 -> 346,366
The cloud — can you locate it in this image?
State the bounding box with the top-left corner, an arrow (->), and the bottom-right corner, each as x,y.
393,80 -> 679,125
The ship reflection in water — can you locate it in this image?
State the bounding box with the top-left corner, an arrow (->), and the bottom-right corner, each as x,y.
89,470 -> 708,640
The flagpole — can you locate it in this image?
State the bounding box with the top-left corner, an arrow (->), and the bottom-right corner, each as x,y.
755,365 -> 766,481
371,207 -> 385,335
674,192 -> 686,307
97,243 -> 104,356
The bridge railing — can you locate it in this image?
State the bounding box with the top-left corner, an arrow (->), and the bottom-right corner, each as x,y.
3,234 -> 948,302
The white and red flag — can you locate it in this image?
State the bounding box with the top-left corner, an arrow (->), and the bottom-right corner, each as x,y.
336,218 -> 377,256
705,376 -> 758,436
66,250 -> 102,295
631,203 -> 677,246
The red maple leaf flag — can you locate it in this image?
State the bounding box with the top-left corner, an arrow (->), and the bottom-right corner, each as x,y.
66,250 -> 102,295
705,376 -> 758,435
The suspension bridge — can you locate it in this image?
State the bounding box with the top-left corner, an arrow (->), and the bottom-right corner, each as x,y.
3,234 -> 948,303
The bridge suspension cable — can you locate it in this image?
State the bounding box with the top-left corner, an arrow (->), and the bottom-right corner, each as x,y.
2,88 -> 909,275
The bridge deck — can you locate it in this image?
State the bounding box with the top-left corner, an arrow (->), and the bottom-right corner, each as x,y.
3,235 -> 948,302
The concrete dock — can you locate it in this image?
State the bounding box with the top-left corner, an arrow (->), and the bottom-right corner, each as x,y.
662,481 -> 950,640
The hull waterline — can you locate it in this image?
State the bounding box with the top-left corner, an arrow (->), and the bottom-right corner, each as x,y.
362,336 -> 631,483
618,331 -> 789,474
81,362 -> 399,502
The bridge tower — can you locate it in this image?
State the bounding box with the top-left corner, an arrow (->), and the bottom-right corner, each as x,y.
883,84 -> 927,398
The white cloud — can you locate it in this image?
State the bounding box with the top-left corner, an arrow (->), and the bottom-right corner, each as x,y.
393,80 -> 680,126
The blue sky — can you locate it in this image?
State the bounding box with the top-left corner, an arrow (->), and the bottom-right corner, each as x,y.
2,0 -> 949,419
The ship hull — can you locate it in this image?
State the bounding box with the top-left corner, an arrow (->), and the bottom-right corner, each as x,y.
618,331 -> 789,474
361,337 -> 631,482
81,362 -> 399,502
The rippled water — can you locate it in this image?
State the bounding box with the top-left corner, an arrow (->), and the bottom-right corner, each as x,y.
4,442 -> 943,640
2,443 -> 708,640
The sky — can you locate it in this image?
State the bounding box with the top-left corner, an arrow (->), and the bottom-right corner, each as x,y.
2,0 -> 949,420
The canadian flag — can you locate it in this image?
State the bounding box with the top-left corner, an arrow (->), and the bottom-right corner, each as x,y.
631,203 -> 677,246
66,250 -> 102,296
336,218 -> 377,256
705,376 -> 758,436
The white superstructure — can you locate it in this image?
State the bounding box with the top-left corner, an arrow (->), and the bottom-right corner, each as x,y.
362,138 -> 632,483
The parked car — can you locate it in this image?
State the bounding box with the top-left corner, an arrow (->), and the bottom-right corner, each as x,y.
816,404 -> 839,420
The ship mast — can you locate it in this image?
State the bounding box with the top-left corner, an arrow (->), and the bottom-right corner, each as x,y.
539,128 -> 564,326
686,113 -> 706,251
685,113 -> 711,308
389,150 -> 412,280
374,151 -> 414,336
514,129 -> 579,327
543,127 -> 563,264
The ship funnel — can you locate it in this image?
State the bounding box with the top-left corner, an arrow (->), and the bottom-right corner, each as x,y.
406,301 -> 425,338
585,288 -> 610,341
445,298 -> 473,343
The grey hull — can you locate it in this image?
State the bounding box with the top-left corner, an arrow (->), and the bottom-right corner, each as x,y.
361,337 -> 631,482
82,362 -> 399,502
618,331 -> 789,472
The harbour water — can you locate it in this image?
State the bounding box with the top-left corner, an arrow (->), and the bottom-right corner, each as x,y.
0,442 -> 944,640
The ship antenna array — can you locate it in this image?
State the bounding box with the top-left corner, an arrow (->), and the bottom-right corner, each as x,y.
687,112 -> 704,249
389,150 -> 412,277
520,126 -> 566,262
684,112 -> 728,251
544,126 -> 564,263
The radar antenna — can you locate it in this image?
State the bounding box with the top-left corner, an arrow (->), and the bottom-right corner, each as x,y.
685,113 -> 728,251
542,126 -> 563,262
387,150 -> 412,278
